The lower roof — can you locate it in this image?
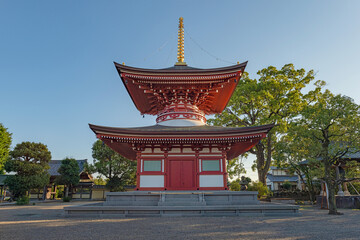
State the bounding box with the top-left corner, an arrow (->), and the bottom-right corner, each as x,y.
89,123 -> 274,137
90,123 -> 274,160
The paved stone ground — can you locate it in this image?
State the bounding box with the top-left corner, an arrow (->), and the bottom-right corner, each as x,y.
0,201 -> 359,240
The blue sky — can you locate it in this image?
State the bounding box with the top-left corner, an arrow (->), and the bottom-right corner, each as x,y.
1,0 -> 359,180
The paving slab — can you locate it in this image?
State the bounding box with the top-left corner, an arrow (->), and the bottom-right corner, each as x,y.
0,202 -> 359,240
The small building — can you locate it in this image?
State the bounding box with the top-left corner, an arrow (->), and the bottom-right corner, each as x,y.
0,175 -> 12,201
49,159 -> 93,199
29,159 -> 93,200
266,166 -> 302,191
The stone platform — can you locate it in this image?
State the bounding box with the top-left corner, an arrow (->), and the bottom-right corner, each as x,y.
316,195 -> 360,209
64,191 -> 300,217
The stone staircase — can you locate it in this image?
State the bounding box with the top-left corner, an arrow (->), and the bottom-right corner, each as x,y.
64,191 -> 300,217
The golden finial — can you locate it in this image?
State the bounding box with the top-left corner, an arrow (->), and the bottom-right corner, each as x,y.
175,17 -> 187,66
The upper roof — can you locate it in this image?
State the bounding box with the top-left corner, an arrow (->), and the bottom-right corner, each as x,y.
114,61 -> 247,75
114,62 -> 247,115
48,159 -> 88,176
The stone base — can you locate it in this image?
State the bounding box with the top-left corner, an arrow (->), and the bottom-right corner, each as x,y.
104,191 -> 259,206
271,198 -> 296,205
317,195 -> 360,209
64,191 -> 300,217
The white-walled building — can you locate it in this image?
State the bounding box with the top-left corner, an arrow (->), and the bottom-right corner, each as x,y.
266,166 -> 303,191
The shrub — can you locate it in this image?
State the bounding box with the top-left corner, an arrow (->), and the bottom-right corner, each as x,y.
56,186 -> 64,199
282,180 -> 292,190
248,181 -> 271,199
16,196 -> 30,205
229,180 -> 241,191
63,196 -> 71,202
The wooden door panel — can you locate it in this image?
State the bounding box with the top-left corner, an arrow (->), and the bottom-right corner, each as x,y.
169,161 -> 182,188
181,161 -> 194,188
168,159 -> 195,189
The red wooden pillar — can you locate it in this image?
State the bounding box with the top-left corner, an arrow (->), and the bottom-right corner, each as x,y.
164,149 -> 168,190
222,149 -> 228,190
136,150 -> 141,190
195,148 -> 199,190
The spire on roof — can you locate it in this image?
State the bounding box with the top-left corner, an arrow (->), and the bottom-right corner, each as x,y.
175,17 -> 187,66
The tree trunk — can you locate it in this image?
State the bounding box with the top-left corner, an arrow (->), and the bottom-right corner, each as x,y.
255,135 -> 273,185
305,171 -> 315,203
322,135 -> 339,215
256,144 -> 267,184
65,186 -> 69,198
42,185 -> 47,200
324,161 -> 338,214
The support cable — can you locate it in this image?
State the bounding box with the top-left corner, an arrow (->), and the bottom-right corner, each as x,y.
184,28 -> 236,65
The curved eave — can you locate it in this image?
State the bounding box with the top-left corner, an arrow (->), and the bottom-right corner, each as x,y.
115,62 -> 247,115
114,61 -> 247,76
89,123 -> 274,137
90,123 -> 273,161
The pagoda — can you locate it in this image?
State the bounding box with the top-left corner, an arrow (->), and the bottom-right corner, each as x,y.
90,18 -> 273,191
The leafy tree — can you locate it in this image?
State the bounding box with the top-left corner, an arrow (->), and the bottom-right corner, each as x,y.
209,64 -> 322,184
56,158 -> 80,198
227,157 -> 246,179
290,90 -> 360,214
86,140 -> 137,192
274,135 -> 323,203
0,123 -> 12,174
4,142 -> 51,199
93,176 -> 107,185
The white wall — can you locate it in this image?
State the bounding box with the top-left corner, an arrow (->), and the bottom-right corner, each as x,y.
199,175 -> 223,187
139,175 -> 164,188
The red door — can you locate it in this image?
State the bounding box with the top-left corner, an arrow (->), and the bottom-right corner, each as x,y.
168,159 -> 195,190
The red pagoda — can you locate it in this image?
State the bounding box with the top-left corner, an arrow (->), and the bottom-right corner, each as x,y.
90,18 -> 273,191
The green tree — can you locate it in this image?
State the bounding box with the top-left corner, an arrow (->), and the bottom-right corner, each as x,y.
93,176 -> 107,185
227,157 -> 246,179
274,135 -> 323,203
86,140 -> 137,192
0,123 -> 12,174
56,158 -> 80,198
5,142 -> 51,199
291,90 -> 360,214
209,64 -> 322,184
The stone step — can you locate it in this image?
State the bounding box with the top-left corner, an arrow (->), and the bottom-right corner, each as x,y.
158,201 -> 206,206
64,203 -> 301,217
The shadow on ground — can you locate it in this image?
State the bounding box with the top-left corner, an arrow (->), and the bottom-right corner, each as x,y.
1,202 -> 359,240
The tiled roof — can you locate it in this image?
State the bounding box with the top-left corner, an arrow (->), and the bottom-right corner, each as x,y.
89,123 -> 274,136
0,175 -> 8,186
270,166 -> 288,170
114,61 -> 247,75
299,151 -> 360,165
48,159 -> 88,176
0,175 -> 15,186
266,174 -> 298,182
